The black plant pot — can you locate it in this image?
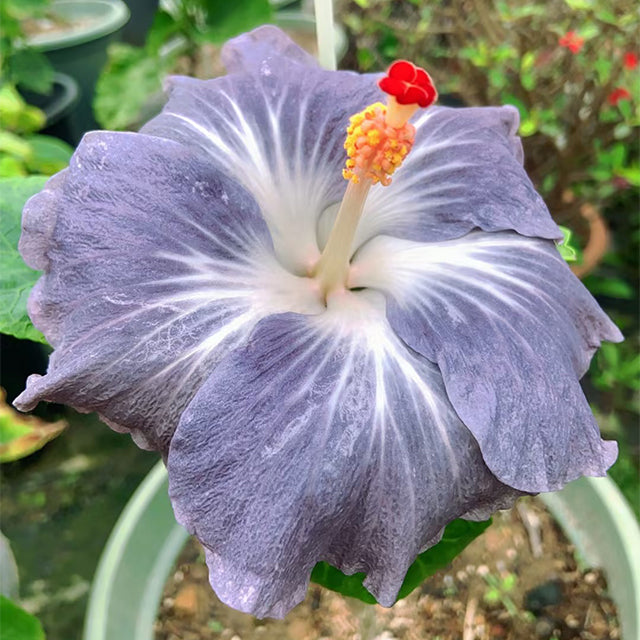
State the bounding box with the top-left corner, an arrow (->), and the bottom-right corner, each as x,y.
121,0 -> 159,47
20,72 -> 81,146
27,0 -> 130,138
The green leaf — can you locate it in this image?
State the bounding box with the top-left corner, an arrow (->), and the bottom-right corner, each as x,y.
0,175 -> 48,343
563,0 -> 593,8
24,135 -> 73,175
521,71 -> 535,91
593,57 -> 613,84
0,596 -> 45,640
583,275 -> 635,299
357,47 -> 376,71
617,164 -> 640,187
520,51 -> 536,73
10,47 -> 54,94
0,156 -> 27,178
0,533 -> 19,600
0,85 -> 46,134
311,518 -> 491,604
0,131 -> 32,162
0,389 -> 67,461
145,10 -> 181,54
519,117 -> 538,136
207,620 -> 224,633
501,572 -> 516,591
94,44 -> 171,131
199,0 -> 272,43
579,22 -> 600,40
556,225 -> 580,262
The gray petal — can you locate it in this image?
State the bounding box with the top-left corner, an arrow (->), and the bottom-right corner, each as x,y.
168,292 -> 521,618
345,105 -> 561,251
141,42 -> 381,273
14,131 -> 278,452
221,24 -> 320,73
352,231 -> 621,492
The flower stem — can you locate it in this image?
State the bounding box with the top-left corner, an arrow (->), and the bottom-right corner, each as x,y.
314,178 -> 371,299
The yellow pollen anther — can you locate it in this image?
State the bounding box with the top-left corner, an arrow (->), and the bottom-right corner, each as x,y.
342,102 -> 416,187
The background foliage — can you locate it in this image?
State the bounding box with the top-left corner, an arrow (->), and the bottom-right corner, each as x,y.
339,0 -> 639,517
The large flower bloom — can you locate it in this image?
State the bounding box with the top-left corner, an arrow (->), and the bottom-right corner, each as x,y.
15,27 -> 620,618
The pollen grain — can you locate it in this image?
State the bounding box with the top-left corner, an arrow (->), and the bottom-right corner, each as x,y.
342,103 -> 415,186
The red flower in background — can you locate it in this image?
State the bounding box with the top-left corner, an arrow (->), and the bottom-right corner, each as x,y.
624,52 -> 638,70
608,87 -> 632,106
559,31 -> 584,54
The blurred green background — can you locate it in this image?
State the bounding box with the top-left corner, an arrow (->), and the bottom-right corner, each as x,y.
0,1 -> 638,639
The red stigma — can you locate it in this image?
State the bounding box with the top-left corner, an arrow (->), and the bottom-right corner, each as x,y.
378,60 -> 438,108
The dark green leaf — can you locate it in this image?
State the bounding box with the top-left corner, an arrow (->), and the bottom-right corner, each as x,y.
198,0 -> 272,43
10,48 -> 54,94
145,10 -> 181,53
311,518 -> 490,604
0,595 -> 45,640
0,175 -> 48,343
583,275 -> 635,299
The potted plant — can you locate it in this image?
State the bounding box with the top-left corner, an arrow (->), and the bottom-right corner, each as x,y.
1,0 -> 80,145
25,0 -> 130,134
83,461 -> 640,640
93,2 -> 347,131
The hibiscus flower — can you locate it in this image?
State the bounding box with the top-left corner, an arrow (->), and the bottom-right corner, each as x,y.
15,26 -> 620,618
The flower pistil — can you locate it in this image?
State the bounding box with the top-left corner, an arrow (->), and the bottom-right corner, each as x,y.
314,60 -> 437,299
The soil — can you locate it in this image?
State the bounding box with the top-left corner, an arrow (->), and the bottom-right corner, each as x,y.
154,498 -> 620,640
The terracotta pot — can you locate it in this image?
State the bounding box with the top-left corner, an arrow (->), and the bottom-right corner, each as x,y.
571,203 -> 610,279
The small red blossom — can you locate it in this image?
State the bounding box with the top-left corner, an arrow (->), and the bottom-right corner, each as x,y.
624,52 -> 638,70
559,31 -> 584,54
378,60 -> 437,108
608,87 -> 632,106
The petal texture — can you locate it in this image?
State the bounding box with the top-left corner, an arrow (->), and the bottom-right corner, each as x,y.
351,232 -> 621,492
168,292 -> 521,618
339,106 -> 562,251
221,24 -> 320,73
15,131 -> 323,452
145,28 -> 561,271
141,31 -> 381,274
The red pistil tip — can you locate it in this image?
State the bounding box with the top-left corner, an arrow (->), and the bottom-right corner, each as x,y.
378,60 -> 438,108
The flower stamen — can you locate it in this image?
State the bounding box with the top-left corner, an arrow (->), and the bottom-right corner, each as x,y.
342,103 -> 415,187
313,60 -> 437,300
